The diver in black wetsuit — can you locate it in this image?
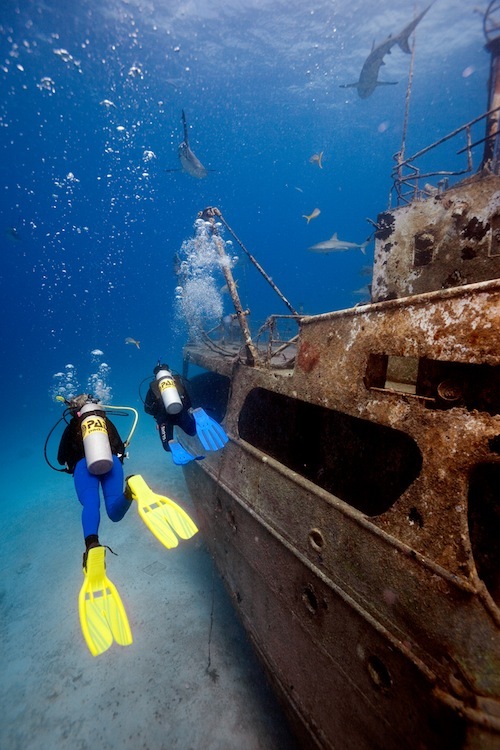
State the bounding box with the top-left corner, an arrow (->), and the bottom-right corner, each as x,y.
144,364 -> 196,453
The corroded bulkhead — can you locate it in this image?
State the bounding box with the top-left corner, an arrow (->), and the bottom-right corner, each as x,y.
372,175 -> 500,302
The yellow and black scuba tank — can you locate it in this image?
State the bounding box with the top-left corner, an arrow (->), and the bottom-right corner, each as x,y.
79,401 -> 113,475
155,366 -> 183,415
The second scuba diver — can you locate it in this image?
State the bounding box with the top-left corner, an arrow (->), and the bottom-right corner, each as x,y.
144,362 -> 229,465
144,364 -> 197,453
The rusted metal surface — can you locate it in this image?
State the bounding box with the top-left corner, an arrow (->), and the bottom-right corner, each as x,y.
183,434 -> 499,749
179,84 -> 500,745
373,174 -> 500,302
182,270 -> 500,749
184,459 -> 467,750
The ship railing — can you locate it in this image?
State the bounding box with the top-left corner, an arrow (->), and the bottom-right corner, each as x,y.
194,314 -> 300,369
390,105 -> 500,206
190,207 -> 301,368
254,314 -> 300,368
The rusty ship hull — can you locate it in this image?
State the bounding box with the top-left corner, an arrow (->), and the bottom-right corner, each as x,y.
183,326 -> 499,747
180,171 -> 500,749
177,20 -> 500,745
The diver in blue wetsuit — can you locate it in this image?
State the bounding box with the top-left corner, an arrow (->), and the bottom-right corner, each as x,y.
51,391 -> 200,656
57,394 -> 132,558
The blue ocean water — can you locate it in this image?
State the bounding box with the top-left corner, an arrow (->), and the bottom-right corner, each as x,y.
0,0 -> 489,747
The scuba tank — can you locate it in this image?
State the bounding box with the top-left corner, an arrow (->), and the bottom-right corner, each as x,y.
155,367 -> 183,415
79,401 -> 113,475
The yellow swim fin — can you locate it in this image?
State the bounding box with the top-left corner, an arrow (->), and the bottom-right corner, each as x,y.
78,546 -> 133,657
126,474 -> 198,550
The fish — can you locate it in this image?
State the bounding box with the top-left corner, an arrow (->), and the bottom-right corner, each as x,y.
309,152 -> 323,168
100,99 -> 116,108
165,78 -> 184,90
339,5 -> 432,99
125,337 -> 140,349
6,226 -> 21,241
220,279 -> 239,294
302,208 -> 321,224
353,285 -> 372,296
359,264 -> 374,277
173,110 -> 208,179
353,284 -> 372,305
308,232 -> 368,254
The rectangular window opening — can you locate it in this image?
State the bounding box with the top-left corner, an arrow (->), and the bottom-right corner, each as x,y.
365,354 -> 500,415
385,355 -> 418,394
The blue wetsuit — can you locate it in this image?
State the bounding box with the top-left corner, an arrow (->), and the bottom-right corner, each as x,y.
58,414 -> 131,541
73,455 -> 130,538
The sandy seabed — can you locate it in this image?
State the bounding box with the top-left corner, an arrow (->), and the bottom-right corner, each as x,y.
0,418 -> 297,750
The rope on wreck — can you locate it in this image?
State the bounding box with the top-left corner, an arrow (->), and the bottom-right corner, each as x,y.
399,33 -> 416,167
211,208 -> 299,317
393,28 -> 417,203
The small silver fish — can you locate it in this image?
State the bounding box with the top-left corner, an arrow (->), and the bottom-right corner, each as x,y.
6,227 -> 21,241
125,337 -> 140,349
359,264 -> 373,277
303,208 -> 321,224
309,152 -> 323,168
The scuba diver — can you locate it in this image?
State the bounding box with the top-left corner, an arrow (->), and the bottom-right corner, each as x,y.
47,392 -> 198,657
144,362 -> 228,465
57,393 -> 131,560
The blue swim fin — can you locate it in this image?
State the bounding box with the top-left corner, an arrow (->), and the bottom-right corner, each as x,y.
191,407 -> 229,451
168,439 -> 204,466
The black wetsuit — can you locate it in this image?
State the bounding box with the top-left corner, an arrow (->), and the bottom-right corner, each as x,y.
144,376 -> 196,451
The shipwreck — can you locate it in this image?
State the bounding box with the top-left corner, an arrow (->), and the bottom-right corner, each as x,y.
175,6 -> 500,748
